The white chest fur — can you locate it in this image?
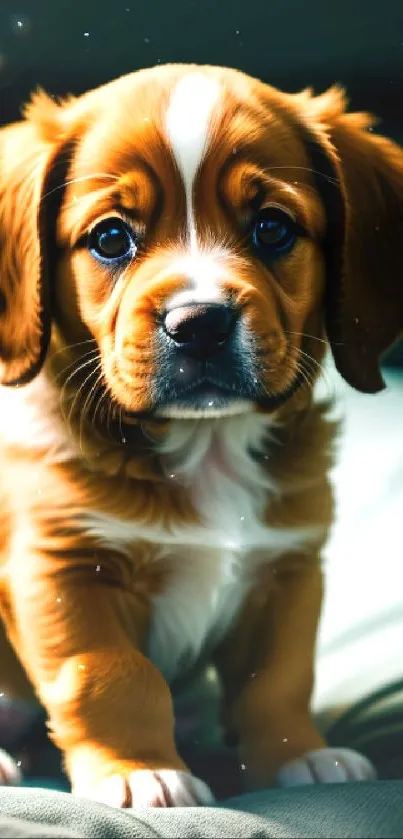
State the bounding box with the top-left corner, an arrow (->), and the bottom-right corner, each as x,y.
144,414 -> 317,682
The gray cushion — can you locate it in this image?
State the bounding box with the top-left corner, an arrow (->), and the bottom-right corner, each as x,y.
0,782 -> 403,838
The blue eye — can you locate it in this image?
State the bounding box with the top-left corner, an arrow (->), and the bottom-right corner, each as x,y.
89,218 -> 136,262
252,208 -> 298,258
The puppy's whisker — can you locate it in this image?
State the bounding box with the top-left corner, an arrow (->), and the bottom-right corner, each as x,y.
311,359 -> 337,401
58,355 -> 101,410
265,164 -> 339,187
68,366 -> 101,445
59,355 -> 101,423
41,172 -> 119,204
68,365 -> 101,424
286,342 -> 323,374
296,346 -> 335,396
295,360 -> 316,391
296,348 -> 323,373
293,349 -> 335,401
49,339 -> 98,360
54,349 -> 100,383
79,369 -> 105,450
291,344 -> 338,401
285,331 -> 328,346
279,348 -> 318,394
92,385 -> 110,430
285,330 -> 348,350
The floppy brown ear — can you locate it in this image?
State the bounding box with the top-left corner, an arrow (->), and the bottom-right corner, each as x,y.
299,88 -> 403,393
0,103 -> 72,386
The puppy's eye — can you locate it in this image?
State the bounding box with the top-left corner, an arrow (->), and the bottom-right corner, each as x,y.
252,208 -> 299,258
88,218 -> 136,262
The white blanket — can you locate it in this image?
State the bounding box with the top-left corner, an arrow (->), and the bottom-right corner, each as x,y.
314,362 -> 403,719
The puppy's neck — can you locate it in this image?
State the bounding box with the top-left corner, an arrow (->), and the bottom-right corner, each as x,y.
0,354 -> 317,491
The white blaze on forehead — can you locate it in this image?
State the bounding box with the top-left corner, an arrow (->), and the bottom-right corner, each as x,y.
165,73 -> 221,250
160,249 -> 228,309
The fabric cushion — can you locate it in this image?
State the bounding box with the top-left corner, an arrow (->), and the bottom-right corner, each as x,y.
1,782 -> 403,838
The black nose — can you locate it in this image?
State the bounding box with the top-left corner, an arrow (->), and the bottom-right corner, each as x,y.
163,303 -> 236,359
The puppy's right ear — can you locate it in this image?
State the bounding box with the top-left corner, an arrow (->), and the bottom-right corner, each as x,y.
0,93 -> 73,386
297,86 -> 403,393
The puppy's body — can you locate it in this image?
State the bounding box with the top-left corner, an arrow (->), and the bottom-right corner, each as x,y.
0,366 -> 333,801
0,64 -> 401,806
0,372 -> 331,683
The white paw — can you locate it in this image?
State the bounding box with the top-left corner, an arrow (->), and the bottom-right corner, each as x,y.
81,769 -> 214,808
0,748 -> 21,785
276,747 -> 376,787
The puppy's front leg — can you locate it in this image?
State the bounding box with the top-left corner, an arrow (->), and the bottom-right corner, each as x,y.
216,557 -> 375,789
4,561 -> 213,808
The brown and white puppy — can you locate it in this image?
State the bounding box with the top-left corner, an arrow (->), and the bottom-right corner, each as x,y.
0,63 -> 401,807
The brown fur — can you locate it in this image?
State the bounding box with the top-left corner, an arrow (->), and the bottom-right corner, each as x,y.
0,64 -> 401,805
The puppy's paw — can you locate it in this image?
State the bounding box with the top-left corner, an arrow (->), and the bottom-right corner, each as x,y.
77,768 -> 214,808
0,749 -> 21,785
276,747 -> 376,787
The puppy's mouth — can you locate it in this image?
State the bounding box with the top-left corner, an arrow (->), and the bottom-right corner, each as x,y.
155,380 -> 253,419
119,369 -> 304,423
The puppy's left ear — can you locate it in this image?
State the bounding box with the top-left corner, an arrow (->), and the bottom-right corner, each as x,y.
298,88 -> 403,393
0,92 -> 73,387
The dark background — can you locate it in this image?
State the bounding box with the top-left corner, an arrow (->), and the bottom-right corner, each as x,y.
0,0 -> 402,362
1,0 -> 403,133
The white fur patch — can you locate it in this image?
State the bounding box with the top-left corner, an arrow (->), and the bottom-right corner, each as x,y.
0,375 -> 76,464
165,74 -> 226,311
162,249 -> 226,309
276,748 -> 376,786
74,766 -> 214,808
166,73 -> 220,252
81,414 -> 322,682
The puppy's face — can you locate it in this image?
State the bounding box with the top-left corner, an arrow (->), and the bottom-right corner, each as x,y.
56,66 -> 327,420
1,64 -> 402,408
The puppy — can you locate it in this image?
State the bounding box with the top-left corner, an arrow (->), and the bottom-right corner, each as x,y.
0,63 -> 401,808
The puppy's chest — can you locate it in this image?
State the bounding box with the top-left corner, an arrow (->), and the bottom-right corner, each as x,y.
147,454 -> 270,682
85,416 -> 307,683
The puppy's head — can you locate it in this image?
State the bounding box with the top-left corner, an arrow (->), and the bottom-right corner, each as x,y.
0,65 -> 402,427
